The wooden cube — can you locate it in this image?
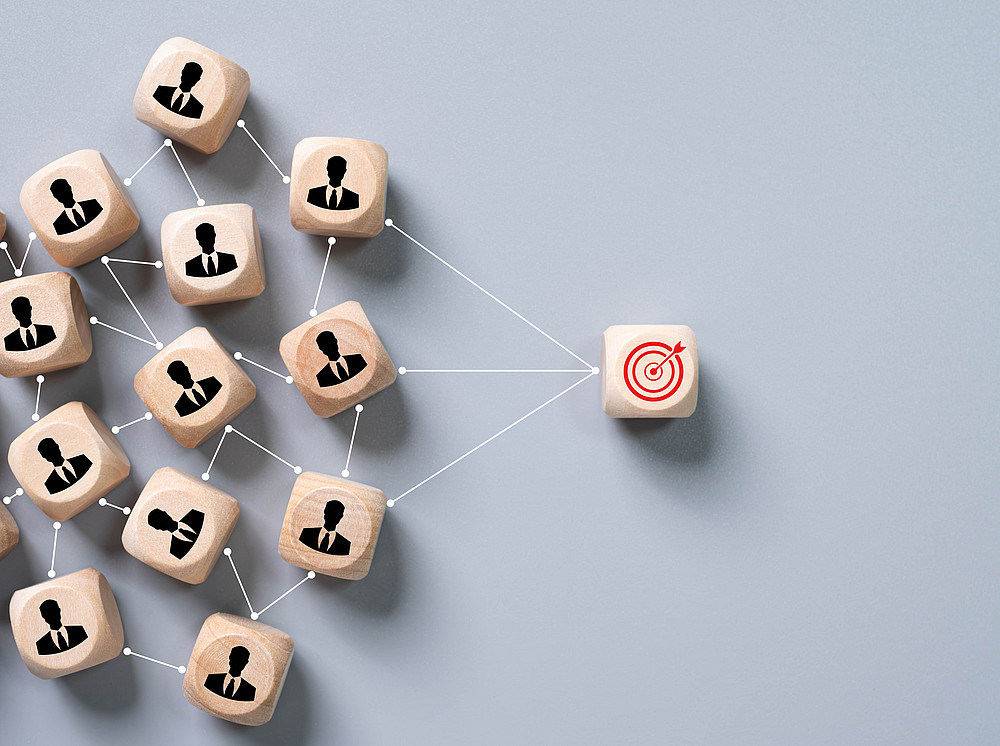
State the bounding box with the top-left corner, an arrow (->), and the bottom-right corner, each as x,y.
0,502 -> 18,561
601,325 -> 699,418
20,150 -> 139,267
289,137 -> 387,237
0,272 -> 92,379
8,402 -> 130,521
122,467 -> 239,584
135,326 -> 256,448
133,37 -> 250,154
279,301 -> 396,418
8,568 -> 124,679
278,471 -> 385,580
182,613 -> 294,726
161,203 -> 265,306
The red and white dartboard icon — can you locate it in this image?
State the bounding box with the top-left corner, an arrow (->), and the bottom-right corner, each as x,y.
623,340 -> 686,402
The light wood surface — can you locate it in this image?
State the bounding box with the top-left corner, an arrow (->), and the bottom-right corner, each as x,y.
122,467 -> 240,584
8,568 -> 124,679
182,612 -> 294,726
279,300 -> 396,418
601,324 -> 699,418
19,149 -> 139,267
0,271 -> 92,378
289,137 -> 388,237
134,326 -> 256,447
133,37 -> 250,154
278,471 -> 386,580
8,401 -> 130,521
0,502 -> 18,561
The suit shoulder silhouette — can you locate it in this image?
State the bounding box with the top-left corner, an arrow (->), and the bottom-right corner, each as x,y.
204,672 -> 256,701
4,324 -> 57,352
298,526 -> 352,555
153,85 -> 204,118
52,199 -> 103,236
184,251 -> 238,278
43,454 -> 93,495
35,625 -> 88,656
174,375 -> 222,416
306,186 -> 360,211
316,354 -> 367,387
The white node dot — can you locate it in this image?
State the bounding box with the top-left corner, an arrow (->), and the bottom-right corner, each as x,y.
2,497 -> 10,505
384,218 -> 393,227
13,269 -> 21,277
233,351 -> 243,360
101,256 -> 110,264
53,522 -> 61,530
155,342 -> 164,350
250,612 -> 259,620
99,498 -> 107,507
293,466 -> 302,475
398,367 -> 407,375
28,232 -> 36,241
201,473 -> 210,481
285,375 -> 294,384
327,236 -> 336,246
111,426 -> 120,434
177,666 -> 186,674
164,138 -> 172,146
224,425 -> 234,433
386,499 -> 395,508
36,375 -> 45,383
0,241 -> 5,249
282,175 -> 290,184
592,366 -> 600,375
307,571 -> 316,579
223,547 -> 232,556
123,177 -> 132,187
123,507 -> 131,515
47,570 -> 56,578
145,412 -> 153,420
196,199 -> 206,207
154,261 -> 163,269
89,316 -> 98,325
237,119 -> 245,128
123,647 -> 132,656
355,404 -> 364,413
341,469 -> 350,478
309,308 -> 318,317
31,414 -> 40,422
16,488 -> 23,496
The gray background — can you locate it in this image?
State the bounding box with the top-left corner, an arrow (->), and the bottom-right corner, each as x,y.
0,2 -> 997,744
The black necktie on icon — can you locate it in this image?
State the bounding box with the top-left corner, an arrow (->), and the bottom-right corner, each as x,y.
57,631 -> 68,651
225,678 -> 235,698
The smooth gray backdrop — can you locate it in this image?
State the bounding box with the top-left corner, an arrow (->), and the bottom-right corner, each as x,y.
1,2 -> 998,744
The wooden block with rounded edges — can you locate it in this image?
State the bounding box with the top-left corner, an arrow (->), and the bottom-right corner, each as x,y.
134,326 -> 256,448
278,471 -> 385,580
0,502 -> 19,561
122,467 -> 239,584
182,613 -> 294,726
19,149 -> 139,267
8,402 -> 130,521
161,203 -> 265,306
9,568 -> 124,679
601,325 -> 699,418
0,272 -> 92,379
279,301 -> 396,418
289,137 -> 387,237
133,37 -> 250,154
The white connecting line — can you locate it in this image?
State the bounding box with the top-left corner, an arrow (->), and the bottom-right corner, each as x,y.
47,521 -> 62,578
124,138 -> 205,206
90,256 -> 164,349
342,404 -> 363,478
123,648 -> 185,675
1,233 -> 35,277
98,498 -> 131,515
202,425 -> 302,481
236,120 -> 291,184
310,237 -> 336,317
2,488 -> 24,505
234,352 -> 294,384
31,375 -> 44,421
111,411 -> 153,435
224,547 -> 314,621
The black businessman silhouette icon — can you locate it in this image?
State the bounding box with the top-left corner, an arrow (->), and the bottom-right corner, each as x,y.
37,438 -> 92,495
167,360 -> 222,417
4,296 -> 57,352
298,499 -> 352,555
185,222 -> 237,278
35,599 -> 88,656
147,507 -> 205,559
315,330 -> 367,388
204,645 -> 256,702
153,61 -> 205,119
49,178 -> 103,235
306,156 -> 361,211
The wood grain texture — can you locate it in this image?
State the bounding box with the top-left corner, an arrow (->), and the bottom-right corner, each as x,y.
134,326 -> 256,447
161,203 -> 265,306
601,324 -> 699,418
8,568 -> 124,679
133,37 -> 250,154
0,271 -> 92,378
122,467 -> 240,584
0,502 -> 18,561
182,613 -> 294,726
19,149 -> 139,267
289,137 -> 387,237
278,471 -> 386,580
8,401 -> 130,521
279,300 -> 396,418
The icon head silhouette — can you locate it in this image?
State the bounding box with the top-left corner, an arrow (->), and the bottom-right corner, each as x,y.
37,438 -> 65,466
39,599 -> 63,630
316,330 -> 341,361
166,360 -> 195,389
228,645 -> 250,676
147,508 -> 178,533
49,178 -> 76,208
11,296 -> 34,327
195,223 -> 216,254
325,156 -> 347,187
322,499 -> 346,531
179,61 -> 203,92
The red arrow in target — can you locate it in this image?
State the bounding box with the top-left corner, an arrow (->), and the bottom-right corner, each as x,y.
648,341 -> 686,376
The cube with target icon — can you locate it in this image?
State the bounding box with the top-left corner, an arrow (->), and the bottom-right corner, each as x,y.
601,325 -> 699,418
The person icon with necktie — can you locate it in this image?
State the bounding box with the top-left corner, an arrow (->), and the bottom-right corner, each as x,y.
152,61 -> 205,119
49,178 -> 104,236
37,438 -> 93,495
4,296 -> 57,352
184,222 -> 238,278
315,330 -> 367,388
204,645 -> 256,702
147,507 -> 205,559
167,360 -> 222,417
35,599 -> 89,656
298,499 -> 352,556
306,156 -> 361,211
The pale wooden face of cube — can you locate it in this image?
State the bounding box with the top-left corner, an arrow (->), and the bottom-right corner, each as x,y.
0,503 -> 19,561
122,469 -> 239,584
161,204 -> 265,306
602,325 -> 699,418
289,138 -> 388,237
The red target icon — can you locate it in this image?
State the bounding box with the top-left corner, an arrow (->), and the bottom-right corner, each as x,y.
623,340 -> 686,402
